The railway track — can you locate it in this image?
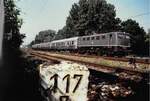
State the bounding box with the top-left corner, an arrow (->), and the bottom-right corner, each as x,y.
48,51 -> 150,64
28,50 -> 150,84
29,50 -> 149,74
30,51 -> 116,74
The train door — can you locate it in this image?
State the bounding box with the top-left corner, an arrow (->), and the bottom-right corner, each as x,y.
108,33 -> 116,46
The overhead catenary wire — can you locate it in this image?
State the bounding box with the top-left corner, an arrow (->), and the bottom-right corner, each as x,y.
127,12 -> 150,19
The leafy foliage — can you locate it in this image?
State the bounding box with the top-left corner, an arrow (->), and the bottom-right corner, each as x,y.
3,0 -> 25,51
59,0 -> 121,38
121,19 -> 147,55
54,26 -> 68,40
34,29 -> 56,44
144,29 -> 150,55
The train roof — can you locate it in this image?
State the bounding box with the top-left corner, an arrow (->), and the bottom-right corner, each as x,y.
80,32 -> 130,38
51,37 -> 79,43
51,32 -> 129,43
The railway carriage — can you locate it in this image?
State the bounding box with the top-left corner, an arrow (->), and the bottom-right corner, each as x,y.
32,32 -> 130,56
50,37 -> 78,50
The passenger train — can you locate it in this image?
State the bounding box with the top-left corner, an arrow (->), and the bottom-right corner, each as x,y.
32,32 -> 130,56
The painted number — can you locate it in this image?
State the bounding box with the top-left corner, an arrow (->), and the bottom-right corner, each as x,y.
50,74 -> 58,93
73,74 -> 83,93
50,74 -> 83,93
63,74 -> 70,93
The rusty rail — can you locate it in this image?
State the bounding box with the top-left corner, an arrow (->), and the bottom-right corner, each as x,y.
29,50 -> 149,74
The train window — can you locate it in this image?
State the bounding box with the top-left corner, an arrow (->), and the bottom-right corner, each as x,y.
109,34 -> 112,38
102,35 -> 105,39
96,36 -> 100,40
118,35 -> 124,39
87,37 -> 90,40
91,37 -> 95,40
67,42 -> 69,45
83,38 -> 86,41
119,36 -> 122,39
72,41 -> 74,45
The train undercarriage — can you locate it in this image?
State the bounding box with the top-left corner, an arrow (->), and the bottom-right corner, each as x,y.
76,46 -> 130,56
33,46 -> 130,57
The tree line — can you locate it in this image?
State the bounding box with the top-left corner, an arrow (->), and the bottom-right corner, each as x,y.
31,0 -> 149,56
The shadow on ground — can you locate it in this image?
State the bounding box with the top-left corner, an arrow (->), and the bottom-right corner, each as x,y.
0,48 -> 44,101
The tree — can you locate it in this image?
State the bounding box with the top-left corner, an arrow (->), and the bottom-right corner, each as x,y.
4,0 -> 24,51
62,0 -> 121,38
144,29 -> 150,56
65,3 -> 80,37
2,1 -> 43,101
75,0 -> 89,35
54,26 -> 75,40
121,19 -> 146,55
85,0 -> 121,34
34,29 -> 56,44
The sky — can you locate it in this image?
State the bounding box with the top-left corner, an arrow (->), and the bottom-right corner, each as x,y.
16,0 -> 150,45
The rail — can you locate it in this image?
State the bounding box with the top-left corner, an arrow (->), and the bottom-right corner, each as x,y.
29,50 -> 149,74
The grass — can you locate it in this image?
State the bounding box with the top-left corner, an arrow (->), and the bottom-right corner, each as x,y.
37,51 -> 150,73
